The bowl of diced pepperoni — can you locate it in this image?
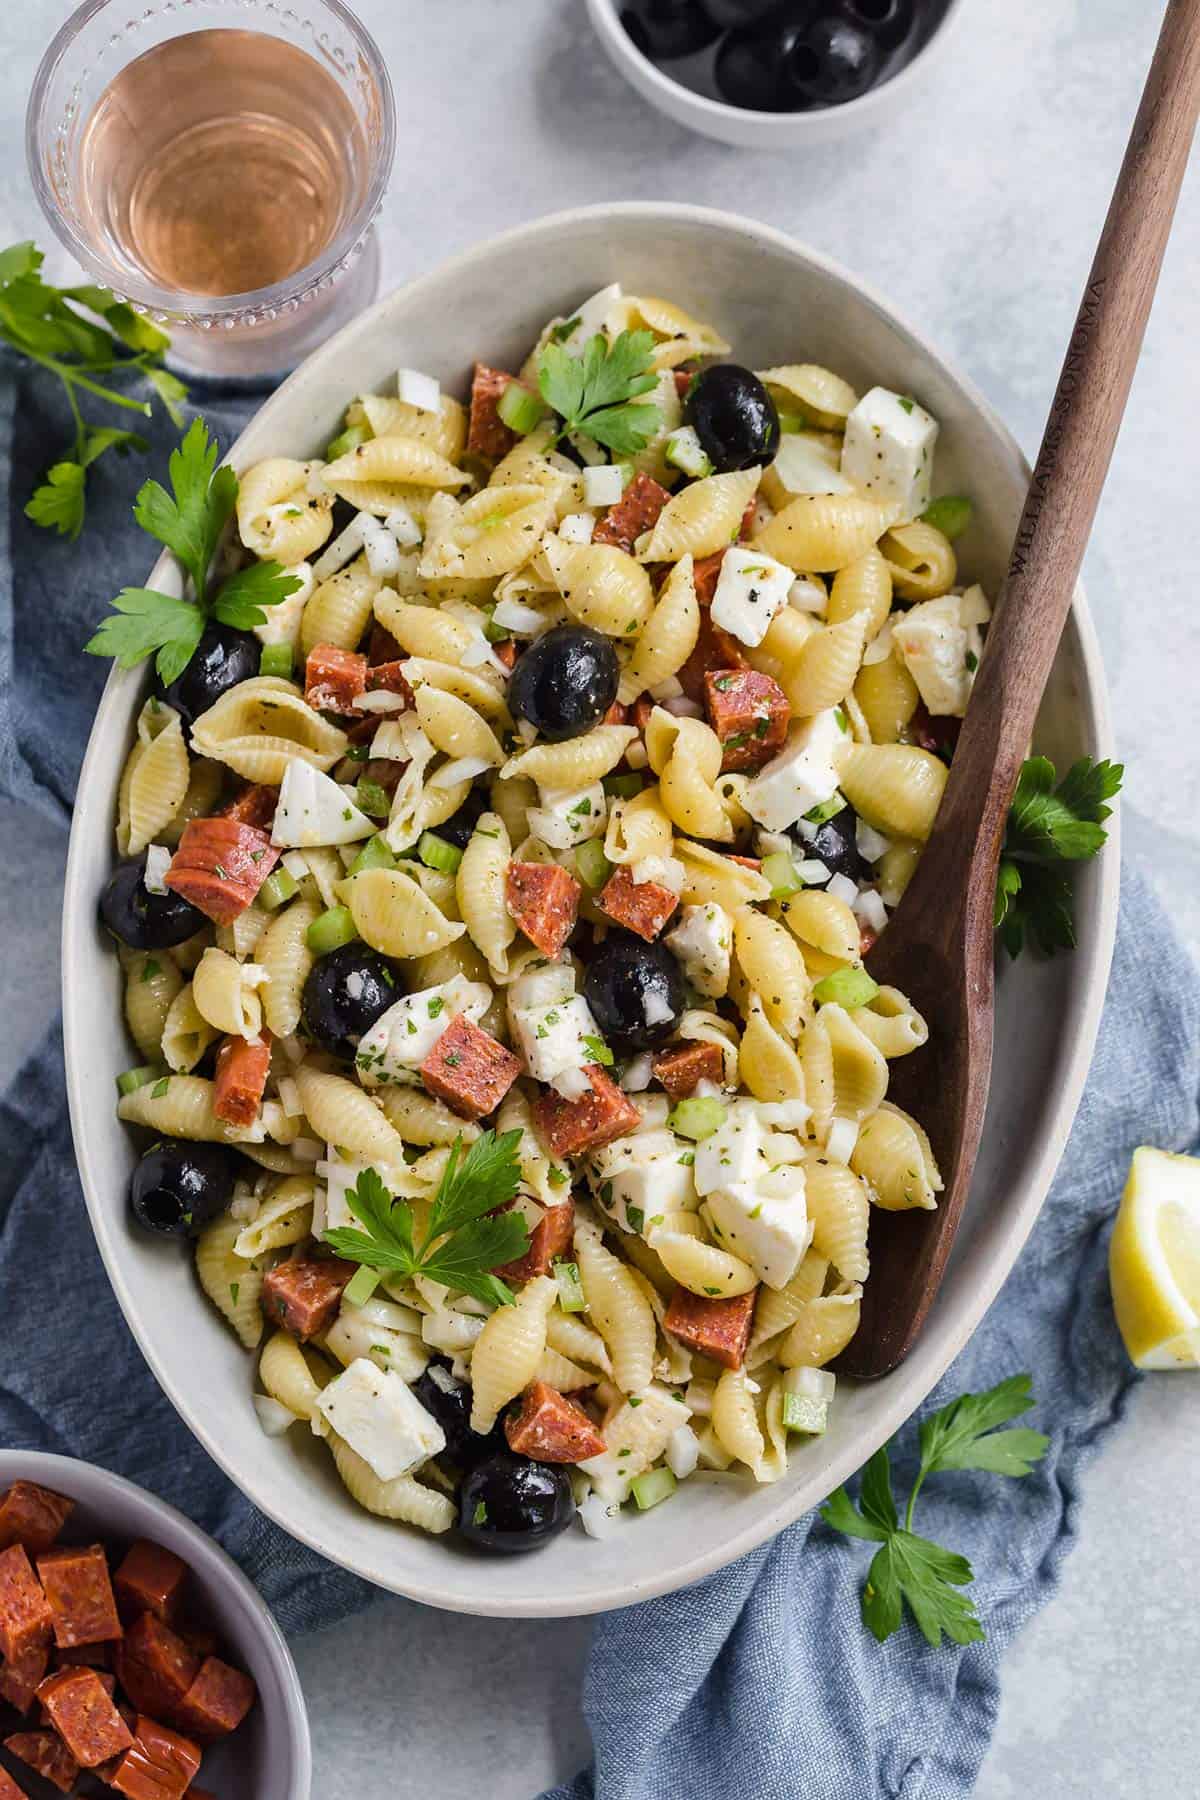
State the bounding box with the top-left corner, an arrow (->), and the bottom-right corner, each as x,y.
0,1454 -> 310,1799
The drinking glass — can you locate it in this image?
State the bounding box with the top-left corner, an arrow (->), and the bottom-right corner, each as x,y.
26,0 -> 396,378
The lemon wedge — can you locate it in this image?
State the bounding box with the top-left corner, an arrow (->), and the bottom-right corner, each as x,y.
1109,1146 -> 1200,1369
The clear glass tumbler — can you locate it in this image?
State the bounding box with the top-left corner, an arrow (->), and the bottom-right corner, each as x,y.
26,0 -> 395,378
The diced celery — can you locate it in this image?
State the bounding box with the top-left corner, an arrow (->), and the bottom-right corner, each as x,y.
665,426 -> 713,480
920,495 -> 973,540
306,906 -> 358,956
777,410 -> 810,434
811,965 -> 879,1009
356,778 -> 392,820
497,382 -> 549,435
116,1064 -> 162,1097
349,834 -> 396,877
418,832 -> 463,875
344,1265 -> 381,1307
781,1392 -> 829,1435
603,772 -> 644,800
259,642 -> 293,680
630,1465 -> 677,1511
804,791 -> 846,826
575,839 -> 613,890
553,1259 -> 586,1314
614,461 -> 635,491
325,423 -> 370,460
258,868 -> 298,912
668,1096 -> 727,1141
762,851 -> 803,899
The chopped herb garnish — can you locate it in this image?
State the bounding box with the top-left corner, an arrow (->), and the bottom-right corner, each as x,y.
994,756 -> 1123,958
537,329 -> 662,456
582,1035 -> 614,1066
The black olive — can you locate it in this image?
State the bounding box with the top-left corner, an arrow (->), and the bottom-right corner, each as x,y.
703,0 -> 780,25
130,1139 -> 236,1237
836,0 -> 915,52
301,941 -> 399,1060
685,364 -> 781,474
100,855 -> 205,951
458,1452 -> 575,1554
435,788 -> 488,851
159,623 -> 261,727
714,5 -> 819,109
584,931 -> 685,1056
620,0 -> 722,60
788,803 -> 869,885
412,1361 -> 504,1469
508,626 -> 620,744
782,13 -> 880,106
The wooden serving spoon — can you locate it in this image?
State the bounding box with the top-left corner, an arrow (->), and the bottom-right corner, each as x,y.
837,0 -> 1200,1381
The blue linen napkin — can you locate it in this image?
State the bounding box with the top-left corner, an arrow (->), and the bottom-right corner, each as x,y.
2,351 -> 1198,1795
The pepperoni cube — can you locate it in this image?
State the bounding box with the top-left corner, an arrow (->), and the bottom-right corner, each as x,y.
495,1197 -> 575,1282
420,1015 -> 521,1120
663,1286 -> 758,1371
0,1638 -> 49,1713
218,783 -> 278,831
212,1032 -> 272,1129
3,1730 -> 78,1793
305,642 -> 368,715
677,601 -> 748,701
261,1257 -> 357,1341
0,1766 -> 27,1800
592,472 -> 672,555
467,363 -> 522,461
504,861 -> 581,958
596,865 -> 679,942
113,1614 -> 199,1721
533,1068 -> 640,1158
704,668 -> 790,772
175,1655 -> 256,1740
0,1546 -> 52,1663
37,1666 -> 133,1767
505,1383 -> 605,1463
109,1716 -> 202,1800
363,661 -> 414,709
368,623 -> 404,665
36,1546 -> 121,1649
164,819 -> 279,926
0,1484 -> 74,1558
112,1543 -> 188,1628
652,1041 -> 725,1101
56,1640 -> 112,1668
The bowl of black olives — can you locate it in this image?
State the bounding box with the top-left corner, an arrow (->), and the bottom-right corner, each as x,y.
587,0 -> 964,145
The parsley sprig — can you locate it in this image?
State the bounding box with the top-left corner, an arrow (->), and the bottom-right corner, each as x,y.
821,1374 -> 1049,1647
324,1129 -> 529,1308
1,242 -> 188,540
537,329 -> 661,456
84,418 -> 302,687
995,755 -> 1123,958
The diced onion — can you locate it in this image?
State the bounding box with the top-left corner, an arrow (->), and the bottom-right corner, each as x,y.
551,1068 -> 593,1101
312,514 -> 367,582
824,1117 -> 860,1166
795,857 -> 830,885
277,1076 -> 303,1118
620,1053 -> 654,1093
143,844 -> 171,894
253,1395 -> 297,1437
354,690 -> 409,715
666,1424 -> 700,1481
430,755 -> 493,788
826,872 -> 860,907
856,819 -> 892,863
642,989 -> 674,1027
853,889 -> 888,935
557,512 -> 595,545
280,851 -> 309,881
578,1493 -> 625,1540
493,596 -> 549,634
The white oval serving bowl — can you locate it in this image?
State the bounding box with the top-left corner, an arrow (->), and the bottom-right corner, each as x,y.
63,203 -> 1118,1619
586,0 -> 969,149
0,1450 -> 311,1797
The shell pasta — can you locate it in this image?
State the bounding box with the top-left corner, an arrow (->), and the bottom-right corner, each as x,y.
99,280 -> 1004,1554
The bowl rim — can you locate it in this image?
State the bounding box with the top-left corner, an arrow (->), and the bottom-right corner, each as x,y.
62,201 -> 1119,1616
0,1448 -> 312,1787
585,0 -> 969,133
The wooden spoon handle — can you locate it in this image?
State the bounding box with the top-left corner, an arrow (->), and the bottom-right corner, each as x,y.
932,0 -> 1200,877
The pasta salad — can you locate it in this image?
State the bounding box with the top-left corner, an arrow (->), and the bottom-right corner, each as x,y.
99,284 -> 985,1553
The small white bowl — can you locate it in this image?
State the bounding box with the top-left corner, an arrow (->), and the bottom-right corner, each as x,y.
586,0 -> 968,148
64,202 -> 1117,1618
0,1451 -> 311,1799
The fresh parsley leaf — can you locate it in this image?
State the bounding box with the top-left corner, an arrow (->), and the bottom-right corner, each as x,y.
821,1373 -> 1048,1648
213,559 -> 303,630
2,240 -> 185,536
324,1131 -> 528,1306
135,417 -> 237,602
537,329 -> 661,456
84,588 -> 206,687
995,756 -> 1122,959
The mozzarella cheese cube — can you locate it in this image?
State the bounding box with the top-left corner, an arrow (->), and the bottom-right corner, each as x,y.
314,1359 -> 445,1481
705,1163 -> 813,1289
511,992 -> 600,1087
709,546 -> 795,647
254,563 -> 313,647
890,593 -> 984,718
840,386 -> 939,520
557,511 -> 595,544
355,978 -> 491,1086
743,709 -> 849,832
693,1103 -> 772,1198
271,759 -> 373,847
555,283 -> 622,357
589,1128 -> 697,1234
526,782 -> 607,848
396,368 -> 441,413
507,961 -> 577,1013
665,903 -> 732,998
581,465 -> 624,508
